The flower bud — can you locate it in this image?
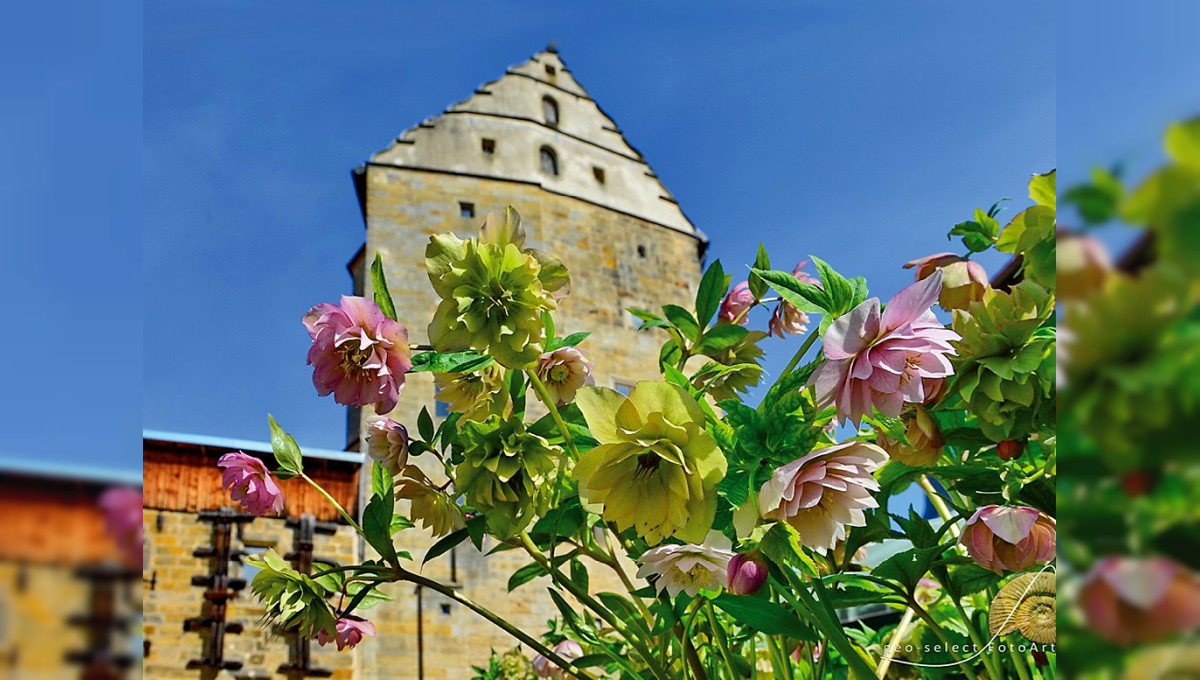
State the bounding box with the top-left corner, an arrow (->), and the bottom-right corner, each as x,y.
904,252 -> 988,310
536,347 -> 595,405
877,407 -> 944,467
366,416 -> 410,474
533,639 -> 584,678
1079,556 -> 1200,646
960,505 -> 1056,574
727,551 -> 769,595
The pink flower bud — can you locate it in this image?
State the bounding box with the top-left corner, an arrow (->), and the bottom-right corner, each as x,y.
536,347 -> 596,405
366,416 -> 410,474
1057,230 -> 1112,300
533,639 -> 584,678
904,253 -> 989,310
719,281 -> 755,324
316,616 -> 376,651
959,505 -> 1055,574
1079,556 -> 1200,646
217,452 -> 284,516
727,552 -> 769,595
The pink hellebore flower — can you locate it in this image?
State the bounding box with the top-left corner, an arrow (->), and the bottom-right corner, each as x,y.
769,261 -> 817,338
960,505 -> 1056,574
316,616 -> 376,651
719,281 -> 755,324
791,640 -> 823,664
303,295 -> 413,414
914,577 -> 942,607
536,347 -> 596,405
1079,556 -> 1200,646
809,272 -> 960,425
757,442 -> 890,553
99,487 -> 144,565
217,452 -> 285,516
727,551 -> 769,595
904,252 -> 989,310
532,639 -> 584,678
366,416 -> 410,475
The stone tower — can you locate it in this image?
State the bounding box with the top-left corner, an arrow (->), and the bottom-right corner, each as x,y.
347,48 -> 707,678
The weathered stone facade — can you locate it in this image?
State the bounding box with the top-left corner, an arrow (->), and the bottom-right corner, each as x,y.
346,49 -> 706,678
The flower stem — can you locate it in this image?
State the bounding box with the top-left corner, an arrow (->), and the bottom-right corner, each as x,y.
300,473 -> 364,535
1009,640 -> 1034,680
778,329 -> 821,381
952,598 -> 1003,680
876,607 -> 915,678
392,565 -> 598,680
909,601 -> 984,680
917,475 -> 961,539
705,600 -> 738,679
526,370 -> 579,459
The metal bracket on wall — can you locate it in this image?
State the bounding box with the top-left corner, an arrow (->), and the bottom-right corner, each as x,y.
63,562 -> 140,680
184,507 -> 253,672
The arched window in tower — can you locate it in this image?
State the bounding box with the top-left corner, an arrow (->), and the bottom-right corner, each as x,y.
540,146 -> 559,176
542,96 -> 559,127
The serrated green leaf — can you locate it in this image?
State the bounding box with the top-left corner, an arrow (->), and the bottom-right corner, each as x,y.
713,593 -> 816,638
370,252 -> 398,321
748,244 -> 771,299
363,462 -> 397,563
810,256 -> 854,316
409,350 -> 494,373
694,323 -> 750,356
759,522 -> 821,578
1029,169 -> 1057,209
752,267 -> 830,314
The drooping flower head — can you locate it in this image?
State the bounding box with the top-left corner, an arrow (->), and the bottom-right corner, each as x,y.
433,364 -> 508,421
719,281 -> 755,324
757,442 -> 889,553
904,252 -> 989,310
532,639 -> 584,678
704,330 -> 767,402
99,487 -> 143,565
1079,556 -> 1200,646
636,531 -> 734,597
960,505 -> 1056,574
454,416 -> 559,538
425,207 -> 569,368
316,616 -> 376,651
769,261 -> 817,337
303,295 -> 412,414
395,465 -> 465,538
365,416 -> 410,475
809,272 -> 960,425
217,452 -> 285,516
575,382 -> 727,544
876,406 -> 945,467
536,346 -> 595,405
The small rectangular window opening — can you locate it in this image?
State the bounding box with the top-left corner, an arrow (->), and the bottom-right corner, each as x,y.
593,166 -> 606,184
481,138 -> 495,154
545,64 -> 557,76
459,202 -> 475,218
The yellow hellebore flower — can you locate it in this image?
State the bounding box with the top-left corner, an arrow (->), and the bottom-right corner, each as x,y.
575,382 -> 726,545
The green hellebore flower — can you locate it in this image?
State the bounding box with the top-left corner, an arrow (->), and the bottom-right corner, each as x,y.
454,415 -> 559,539
705,330 -> 767,402
246,549 -> 338,638
426,207 -> 570,369
574,382 -> 727,545
952,280 -> 1056,441
433,363 -> 508,421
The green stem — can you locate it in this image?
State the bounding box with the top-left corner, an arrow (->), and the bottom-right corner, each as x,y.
680,600 -> 709,680
526,371 -> 580,459
779,583 -> 877,680
918,474 -> 962,541
953,598 -> 1002,680
393,565 -> 598,680
705,600 -> 737,679
1009,641 -> 1033,680
779,330 -> 821,381
909,602 -> 984,680
518,532 -> 670,680
300,473 -> 364,535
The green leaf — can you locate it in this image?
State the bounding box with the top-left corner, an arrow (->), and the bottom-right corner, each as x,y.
390,514 -> 415,534
558,331 -> 591,347
810,256 -> 854,316
751,267 -> 830,314
417,407 -> 434,441
663,304 -> 701,342
893,508 -> 938,550
759,522 -> 821,579
409,350 -> 494,373
370,252 -> 398,321
949,218 -> 997,253
423,528 -> 468,565
695,259 -> 727,327
1167,119 -> 1200,170
748,244 -> 771,300
569,654 -> 612,670
713,593 -> 816,638
1029,169 -> 1057,209
267,414 -> 303,479
363,461 -> 397,563
872,546 -> 945,592
658,338 -> 682,369
570,559 -> 590,595
345,579 -> 393,610
693,323 -> 750,356
945,564 -> 1002,599
506,562 -> 547,592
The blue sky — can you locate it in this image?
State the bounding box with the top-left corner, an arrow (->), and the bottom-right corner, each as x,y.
8,2 -> 1199,475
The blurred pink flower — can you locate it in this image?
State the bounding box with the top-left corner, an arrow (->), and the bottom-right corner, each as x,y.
757,442 -> 889,553
99,487 -> 143,565
316,616 -> 376,651
366,416 -> 410,474
532,639 -> 584,678
727,551 -> 769,595
1057,230 -> 1112,300
914,577 -> 942,607
303,295 -> 412,414
809,272 -> 960,425
719,281 -> 755,324
960,505 -> 1055,574
1079,556 -> 1200,646
769,261 -> 817,337
217,452 -> 284,516
791,640 -> 823,663
536,346 -> 595,405
636,531 -> 734,597
904,252 -> 989,310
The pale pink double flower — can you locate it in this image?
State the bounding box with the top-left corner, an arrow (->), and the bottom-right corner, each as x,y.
303,295 -> 412,414
217,451 -> 285,516
809,272 -> 960,425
